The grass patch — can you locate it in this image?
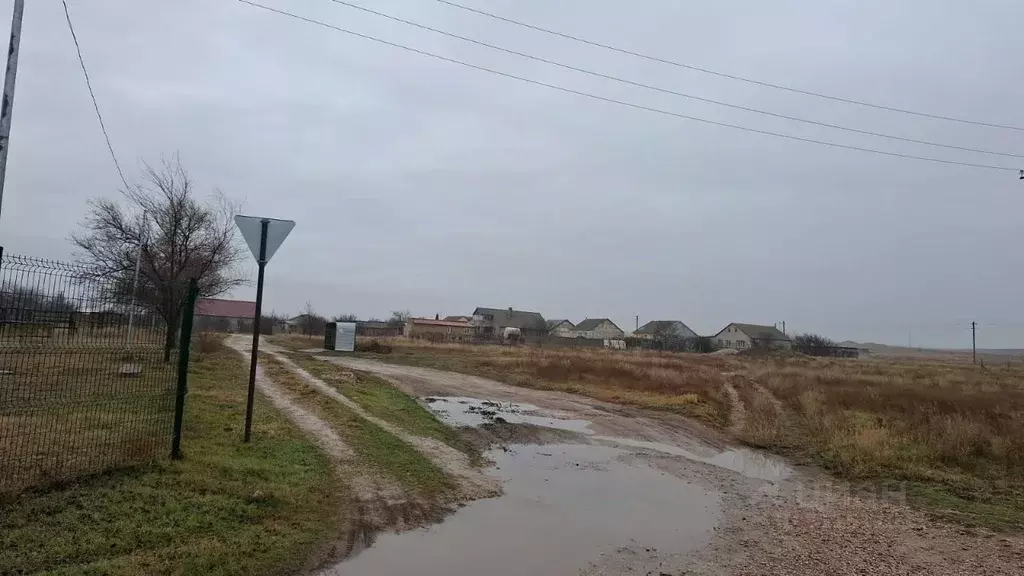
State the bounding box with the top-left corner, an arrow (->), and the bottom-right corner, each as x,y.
0,342 -> 342,576
258,353 -> 454,498
281,352 -> 479,461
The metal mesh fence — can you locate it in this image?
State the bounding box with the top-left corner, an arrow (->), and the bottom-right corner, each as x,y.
0,249 -> 194,493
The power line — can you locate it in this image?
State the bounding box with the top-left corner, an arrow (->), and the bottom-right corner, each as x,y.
62,0 -> 130,191
237,1 -> 1018,173
329,0 -> 1024,160
435,0 -> 1024,133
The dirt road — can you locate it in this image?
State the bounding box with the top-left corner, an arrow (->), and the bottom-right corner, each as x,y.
317,355 -> 1023,576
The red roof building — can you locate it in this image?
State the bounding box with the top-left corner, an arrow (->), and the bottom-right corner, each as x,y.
195,298 -> 256,319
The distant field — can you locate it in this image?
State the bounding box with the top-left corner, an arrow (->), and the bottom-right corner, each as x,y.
270,335 -> 1024,531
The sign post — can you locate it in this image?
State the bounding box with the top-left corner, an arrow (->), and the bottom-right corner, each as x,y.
234,215 -> 294,443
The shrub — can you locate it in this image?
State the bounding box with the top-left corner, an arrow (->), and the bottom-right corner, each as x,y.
688,336 -> 718,353
194,331 -> 226,362
355,339 -> 392,354
793,333 -> 837,355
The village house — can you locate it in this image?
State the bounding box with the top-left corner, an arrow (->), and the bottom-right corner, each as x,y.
444,315 -> 472,323
194,299 -> 255,333
546,319 -> 575,337
633,320 -> 698,342
356,320 -> 402,338
406,317 -> 472,341
471,307 -> 548,341
572,318 -> 625,339
710,323 -> 792,350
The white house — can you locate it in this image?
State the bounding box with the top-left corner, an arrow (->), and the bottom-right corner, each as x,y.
546,319 -> 575,337
710,323 -> 792,350
572,318 -> 625,339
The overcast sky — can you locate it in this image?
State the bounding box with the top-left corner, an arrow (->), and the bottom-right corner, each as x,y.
1,0 -> 1022,348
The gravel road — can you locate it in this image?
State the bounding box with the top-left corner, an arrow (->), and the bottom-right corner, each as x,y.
318,354 -> 1023,576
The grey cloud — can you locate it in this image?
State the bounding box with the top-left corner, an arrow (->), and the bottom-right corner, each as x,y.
1,0 -> 1022,347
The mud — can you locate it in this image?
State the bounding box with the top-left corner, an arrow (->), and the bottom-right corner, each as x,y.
262,346 -> 500,501
592,436 -> 791,482
326,443 -> 721,576
424,396 -> 594,434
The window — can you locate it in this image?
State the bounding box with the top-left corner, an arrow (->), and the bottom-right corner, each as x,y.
483,314 -> 494,321
738,340 -> 747,348
447,327 -> 452,334
717,339 -> 723,346
725,340 -> 732,347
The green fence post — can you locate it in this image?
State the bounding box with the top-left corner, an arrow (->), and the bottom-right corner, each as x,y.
171,278 -> 199,460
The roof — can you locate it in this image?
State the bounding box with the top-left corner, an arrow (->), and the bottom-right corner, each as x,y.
546,319 -> 573,329
574,318 -> 620,332
409,317 -> 471,328
444,315 -> 471,322
195,298 -> 256,319
635,320 -> 694,335
357,321 -> 391,329
719,323 -> 791,342
473,307 -> 547,331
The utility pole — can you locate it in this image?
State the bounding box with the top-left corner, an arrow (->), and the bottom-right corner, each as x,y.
635,315 -> 639,331
0,0 -> 25,221
782,320 -> 786,335
971,321 -> 977,365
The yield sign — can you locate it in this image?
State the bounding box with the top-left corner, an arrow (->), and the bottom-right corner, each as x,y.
234,215 -> 295,263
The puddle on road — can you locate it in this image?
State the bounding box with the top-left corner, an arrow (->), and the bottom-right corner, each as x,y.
329,443 -> 720,576
593,436 -> 792,482
424,396 -> 594,435
425,396 -> 791,482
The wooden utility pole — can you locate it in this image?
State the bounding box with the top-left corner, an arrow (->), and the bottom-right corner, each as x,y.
971,321 -> 977,364
0,0 -> 25,221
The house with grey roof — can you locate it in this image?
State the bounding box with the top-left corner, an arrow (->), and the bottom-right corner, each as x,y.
634,320 -> 697,342
471,307 -> 548,341
710,323 -> 792,350
572,318 -> 624,339
546,319 -> 575,337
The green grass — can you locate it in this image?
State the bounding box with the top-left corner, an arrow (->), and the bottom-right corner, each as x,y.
259,354 -> 454,498
281,352 -> 480,461
0,345 -> 343,576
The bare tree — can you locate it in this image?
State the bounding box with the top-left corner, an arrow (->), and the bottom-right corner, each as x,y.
650,321 -> 679,344
333,313 -> 358,322
299,301 -> 327,338
793,333 -> 837,356
70,157 -> 246,360
388,309 -> 410,327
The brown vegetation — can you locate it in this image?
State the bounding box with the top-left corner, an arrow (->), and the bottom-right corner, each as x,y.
297,337 -> 1024,530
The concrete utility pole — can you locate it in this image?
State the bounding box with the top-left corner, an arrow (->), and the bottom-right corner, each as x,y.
971,321 -> 977,365
635,315 -> 639,331
0,0 -> 24,222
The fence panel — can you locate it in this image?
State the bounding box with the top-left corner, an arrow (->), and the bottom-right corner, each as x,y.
0,250 -> 193,493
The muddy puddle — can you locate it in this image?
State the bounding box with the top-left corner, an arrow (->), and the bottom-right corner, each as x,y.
424,396 -> 594,434
593,436 -> 792,482
328,443 -> 721,576
426,396 -> 791,482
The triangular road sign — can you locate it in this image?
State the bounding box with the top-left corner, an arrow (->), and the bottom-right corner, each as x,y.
234,215 -> 295,264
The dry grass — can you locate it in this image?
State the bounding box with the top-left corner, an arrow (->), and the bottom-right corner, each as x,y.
301,337 -> 1024,530
303,337 -> 733,425
0,342 -> 179,493
731,356 -> 1024,530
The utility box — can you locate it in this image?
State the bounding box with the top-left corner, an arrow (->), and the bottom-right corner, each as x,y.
324,321 -> 357,352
